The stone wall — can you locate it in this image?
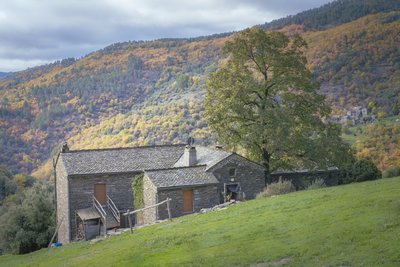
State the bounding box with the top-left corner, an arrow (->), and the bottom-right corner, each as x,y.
156,185 -> 219,220
56,157 -> 70,243
209,154 -> 265,202
142,174 -> 157,225
271,170 -> 340,190
68,173 -> 136,241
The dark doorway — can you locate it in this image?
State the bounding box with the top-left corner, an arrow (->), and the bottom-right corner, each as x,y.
226,183 -> 240,201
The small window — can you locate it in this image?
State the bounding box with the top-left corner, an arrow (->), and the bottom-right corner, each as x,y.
229,168 -> 236,177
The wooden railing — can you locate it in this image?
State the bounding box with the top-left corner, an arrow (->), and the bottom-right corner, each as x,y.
107,195 -> 120,224
123,198 -> 172,233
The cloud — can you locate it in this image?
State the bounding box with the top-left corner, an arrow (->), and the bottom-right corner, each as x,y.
0,0 -> 332,72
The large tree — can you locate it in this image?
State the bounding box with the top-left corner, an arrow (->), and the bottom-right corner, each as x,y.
205,28 -> 350,184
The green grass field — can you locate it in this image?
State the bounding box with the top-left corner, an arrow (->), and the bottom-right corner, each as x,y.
2,177 -> 400,267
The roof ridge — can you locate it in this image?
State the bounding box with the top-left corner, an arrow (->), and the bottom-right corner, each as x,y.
205,152 -> 263,171
63,143 -> 186,153
145,165 -> 207,172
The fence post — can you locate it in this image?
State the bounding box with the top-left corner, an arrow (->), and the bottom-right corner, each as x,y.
127,209 -> 133,233
166,198 -> 172,221
48,217 -> 64,248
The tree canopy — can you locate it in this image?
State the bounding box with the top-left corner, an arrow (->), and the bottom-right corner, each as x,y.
205,28 -> 350,184
0,167 -> 17,203
0,180 -> 55,254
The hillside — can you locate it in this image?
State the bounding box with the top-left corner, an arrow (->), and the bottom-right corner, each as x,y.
342,115 -> 400,170
261,0 -> 400,30
304,11 -> 400,115
2,177 -> 399,266
0,72 -> 12,79
0,0 -> 399,176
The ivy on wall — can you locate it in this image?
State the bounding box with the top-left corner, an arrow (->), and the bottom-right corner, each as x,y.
132,173 -> 144,210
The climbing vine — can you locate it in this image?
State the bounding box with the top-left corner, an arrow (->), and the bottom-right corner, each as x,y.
132,173 -> 144,209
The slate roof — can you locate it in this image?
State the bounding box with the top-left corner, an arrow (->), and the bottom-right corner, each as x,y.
60,145 -> 186,176
76,207 -> 101,220
173,146 -> 232,170
145,166 -> 218,189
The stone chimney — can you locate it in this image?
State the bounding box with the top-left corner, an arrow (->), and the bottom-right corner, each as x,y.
61,142 -> 69,153
184,145 -> 197,166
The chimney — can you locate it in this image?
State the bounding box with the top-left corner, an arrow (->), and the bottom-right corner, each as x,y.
215,144 -> 222,150
184,145 -> 197,166
61,142 -> 69,153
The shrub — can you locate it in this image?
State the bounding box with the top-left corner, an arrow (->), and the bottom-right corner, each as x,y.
0,181 -> 55,254
307,178 -> 326,190
340,158 -> 381,184
0,167 -> 17,203
257,178 -> 295,198
382,166 -> 400,178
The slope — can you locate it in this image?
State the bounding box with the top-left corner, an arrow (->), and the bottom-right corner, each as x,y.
304,11 -> 400,115
0,3 -> 399,175
261,0 -> 400,31
2,177 -> 400,266
342,115 -> 400,170
52,12 -> 400,174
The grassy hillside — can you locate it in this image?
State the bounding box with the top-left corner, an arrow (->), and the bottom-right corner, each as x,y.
0,4 -> 399,175
2,177 -> 399,266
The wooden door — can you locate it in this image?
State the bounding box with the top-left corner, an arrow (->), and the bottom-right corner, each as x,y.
182,189 -> 193,213
94,183 -> 106,205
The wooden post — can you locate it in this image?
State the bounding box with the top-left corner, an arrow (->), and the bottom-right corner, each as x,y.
48,217 -> 64,248
122,198 -> 173,225
98,218 -> 101,237
104,219 -> 107,237
127,209 -> 133,233
166,198 -> 172,221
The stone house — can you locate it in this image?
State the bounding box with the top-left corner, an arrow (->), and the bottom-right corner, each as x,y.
55,144 -> 265,243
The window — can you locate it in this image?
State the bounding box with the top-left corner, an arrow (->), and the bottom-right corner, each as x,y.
182,189 -> 193,213
229,168 -> 236,177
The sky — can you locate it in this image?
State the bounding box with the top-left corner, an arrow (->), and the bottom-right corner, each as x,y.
0,0 -> 332,72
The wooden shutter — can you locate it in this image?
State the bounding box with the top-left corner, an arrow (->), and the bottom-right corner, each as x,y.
94,183 -> 106,205
182,189 -> 193,212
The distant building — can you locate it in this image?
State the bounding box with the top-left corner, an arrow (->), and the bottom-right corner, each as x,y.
329,106 -> 371,125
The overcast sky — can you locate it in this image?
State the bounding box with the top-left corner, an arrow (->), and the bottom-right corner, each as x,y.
0,0 -> 332,72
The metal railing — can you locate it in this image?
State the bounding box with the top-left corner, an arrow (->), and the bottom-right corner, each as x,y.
107,195 -> 120,224
93,195 -> 107,233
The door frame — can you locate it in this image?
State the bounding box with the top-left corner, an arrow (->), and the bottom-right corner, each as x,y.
182,188 -> 194,213
94,182 -> 107,206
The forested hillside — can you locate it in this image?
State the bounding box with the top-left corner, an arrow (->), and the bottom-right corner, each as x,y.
261,0 -> 400,30
0,0 -> 399,176
305,11 -> 400,115
0,72 -> 12,79
0,38 -> 226,174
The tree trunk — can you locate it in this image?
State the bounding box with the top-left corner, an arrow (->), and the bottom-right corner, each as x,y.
262,148 -> 271,186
